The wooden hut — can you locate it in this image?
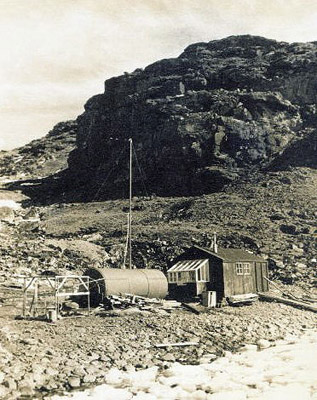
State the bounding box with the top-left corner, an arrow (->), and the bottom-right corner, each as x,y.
167,244 -> 268,303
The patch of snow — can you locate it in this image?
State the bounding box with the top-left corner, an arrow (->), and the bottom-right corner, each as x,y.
0,200 -> 20,209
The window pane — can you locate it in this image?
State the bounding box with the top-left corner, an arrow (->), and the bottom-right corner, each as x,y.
236,263 -> 243,275
202,266 -> 206,281
243,263 -> 250,275
197,269 -> 201,281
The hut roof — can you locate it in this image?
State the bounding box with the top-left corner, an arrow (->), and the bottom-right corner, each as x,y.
167,259 -> 208,273
194,245 -> 266,262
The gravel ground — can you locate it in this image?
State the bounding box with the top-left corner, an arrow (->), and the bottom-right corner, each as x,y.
0,302 -> 316,399
49,329 -> 317,400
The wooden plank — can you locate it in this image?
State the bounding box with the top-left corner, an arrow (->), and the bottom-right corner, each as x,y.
56,291 -> 90,297
154,341 -> 199,348
258,292 -> 317,313
263,277 -> 299,300
227,293 -> 258,305
181,302 -> 201,314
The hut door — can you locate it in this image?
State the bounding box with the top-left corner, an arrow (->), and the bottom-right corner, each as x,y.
262,263 -> 269,291
255,262 -> 263,292
241,263 -> 252,293
243,272 -> 253,293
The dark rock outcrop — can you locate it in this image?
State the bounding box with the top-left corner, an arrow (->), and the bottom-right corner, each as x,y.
66,35 -> 317,200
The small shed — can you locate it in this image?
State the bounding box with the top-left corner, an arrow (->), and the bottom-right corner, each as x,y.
167,245 -> 268,302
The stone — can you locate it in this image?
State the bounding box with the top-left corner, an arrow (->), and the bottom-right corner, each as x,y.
18,384 -> 34,397
0,207 -> 15,223
83,374 -> 96,384
280,224 -> 297,235
0,385 -> 8,398
105,368 -> 124,386
257,339 -> 271,349
4,378 -> 17,390
68,376 -> 81,388
161,353 -> 176,362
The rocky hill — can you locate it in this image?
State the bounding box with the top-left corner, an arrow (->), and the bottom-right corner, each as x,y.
0,35 -> 316,288
64,35 -> 317,200
0,120 -> 77,180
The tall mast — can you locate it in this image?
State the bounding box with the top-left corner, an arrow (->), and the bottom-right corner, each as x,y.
128,138 -> 132,269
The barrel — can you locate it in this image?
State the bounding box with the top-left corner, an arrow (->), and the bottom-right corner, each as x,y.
84,268 -> 168,306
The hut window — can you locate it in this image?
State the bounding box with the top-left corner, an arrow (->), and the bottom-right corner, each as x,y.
197,269 -> 201,281
169,273 -> 175,283
243,263 -> 250,275
236,263 -> 243,275
189,271 -> 195,281
196,264 -> 208,282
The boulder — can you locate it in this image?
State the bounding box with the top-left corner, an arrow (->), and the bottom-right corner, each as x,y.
0,207 -> 15,223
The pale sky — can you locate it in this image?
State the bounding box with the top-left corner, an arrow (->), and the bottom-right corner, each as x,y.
1,0 -> 317,150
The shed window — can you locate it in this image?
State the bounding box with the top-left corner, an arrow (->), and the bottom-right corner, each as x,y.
196,264 -> 209,282
197,268 -> 201,281
243,263 -> 250,275
236,263 -> 251,275
189,271 -> 196,282
236,263 -> 243,275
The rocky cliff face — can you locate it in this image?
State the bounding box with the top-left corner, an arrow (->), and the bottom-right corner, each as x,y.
67,35 -> 317,199
0,120 -> 77,180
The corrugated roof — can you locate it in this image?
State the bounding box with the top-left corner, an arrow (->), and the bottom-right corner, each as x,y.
194,246 -> 266,262
167,259 -> 208,273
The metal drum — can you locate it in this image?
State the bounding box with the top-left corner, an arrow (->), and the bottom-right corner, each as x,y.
84,268 -> 168,306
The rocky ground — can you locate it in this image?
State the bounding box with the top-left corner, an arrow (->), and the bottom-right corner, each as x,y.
0,120 -> 77,180
0,302 -> 315,399
50,329 -> 317,400
0,173 -> 316,399
1,167 -> 316,289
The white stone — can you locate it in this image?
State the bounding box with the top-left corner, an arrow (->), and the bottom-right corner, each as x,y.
105,368 -> 124,386
128,367 -> 158,391
191,389 -> 208,399
257,339 -> 271,349
91,384 -> 132,400
132,393 -> 157,400
207,390 -> 247,400
239,344 -> 258,352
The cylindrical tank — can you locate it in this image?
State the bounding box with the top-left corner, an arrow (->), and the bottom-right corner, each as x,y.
84,268 -> 168,307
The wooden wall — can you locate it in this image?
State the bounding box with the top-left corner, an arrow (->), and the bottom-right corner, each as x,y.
223,262 -> 256,296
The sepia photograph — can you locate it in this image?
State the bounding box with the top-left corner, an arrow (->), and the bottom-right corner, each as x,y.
0,1 -> 316,399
